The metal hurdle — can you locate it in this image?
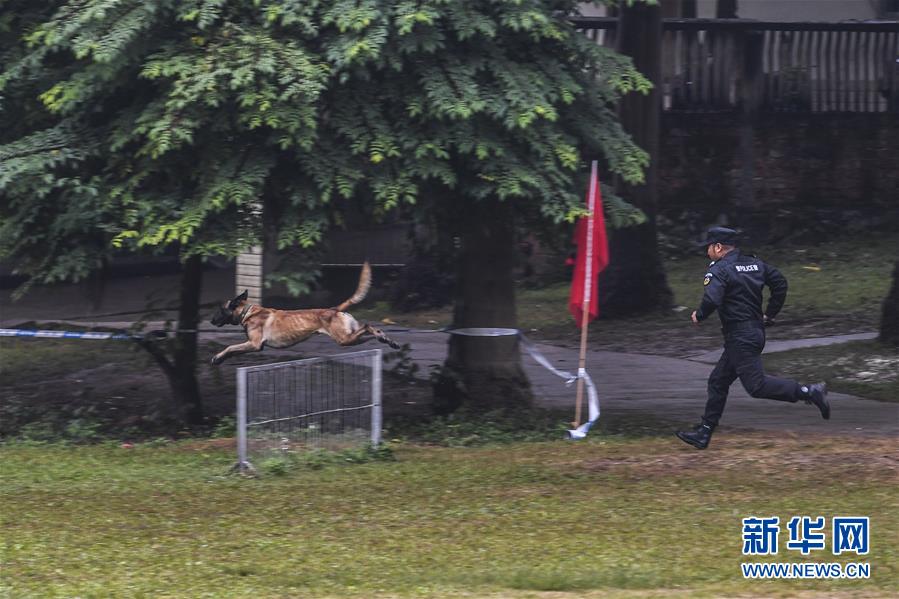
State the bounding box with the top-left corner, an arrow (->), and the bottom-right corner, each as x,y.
235,349 -> 382,472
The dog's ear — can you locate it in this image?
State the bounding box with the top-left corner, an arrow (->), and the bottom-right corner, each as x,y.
228,289 -> 249,310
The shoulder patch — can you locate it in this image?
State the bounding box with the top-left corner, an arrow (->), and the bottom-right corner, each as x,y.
734,264 -> 760,273
703,273 -> 712,286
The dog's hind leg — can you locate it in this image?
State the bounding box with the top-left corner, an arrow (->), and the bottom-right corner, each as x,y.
329,323 -> 400,350
329,325 -> 374,347
367,324 -> 401,350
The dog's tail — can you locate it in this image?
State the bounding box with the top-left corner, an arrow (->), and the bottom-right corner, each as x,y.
334,261 -> 372,312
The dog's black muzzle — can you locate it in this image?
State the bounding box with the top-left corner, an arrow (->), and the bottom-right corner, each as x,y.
210,310 -> 230,327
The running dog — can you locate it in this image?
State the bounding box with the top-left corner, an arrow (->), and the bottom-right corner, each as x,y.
209,262 -> 400,365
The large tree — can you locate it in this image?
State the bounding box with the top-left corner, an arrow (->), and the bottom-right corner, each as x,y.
1,0 -> 651,417
598,0 -> 673,316
881,262 -> 899,347
1,0 -> 337,424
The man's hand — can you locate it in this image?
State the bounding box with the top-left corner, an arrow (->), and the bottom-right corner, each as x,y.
763,315 -> 775,327
691,311 -> 699,325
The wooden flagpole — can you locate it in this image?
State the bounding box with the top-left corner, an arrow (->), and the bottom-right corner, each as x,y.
573,161 -> 598,428
573,298 -> 590,427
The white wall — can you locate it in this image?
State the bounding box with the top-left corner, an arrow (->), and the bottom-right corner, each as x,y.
578,2 -> 609,17
695,0 -> 878,21
579,1 -> 879,21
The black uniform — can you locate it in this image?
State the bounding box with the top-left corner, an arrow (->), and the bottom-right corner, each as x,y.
695,249 -> 801,427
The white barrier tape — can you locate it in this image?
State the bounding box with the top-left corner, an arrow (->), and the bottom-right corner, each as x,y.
519,334 -> 600,440
518,334 -> 577,384
446,327 -> 520,337
0,328 -> 136,340
0,328 -> 217,340
446,329 -> 600,438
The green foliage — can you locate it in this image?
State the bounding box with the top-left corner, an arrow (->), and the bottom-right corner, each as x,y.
262,243 -> 323,296
1,0 -> 650,291
383,342 -> 420,381
62,418 -> 103,443
259,454 -> 290,475
211,415 -> 236,438
12,415 -> 104,445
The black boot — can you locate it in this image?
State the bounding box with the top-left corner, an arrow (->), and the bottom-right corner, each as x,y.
676,423 -> 714,450
802,382 -> 830,420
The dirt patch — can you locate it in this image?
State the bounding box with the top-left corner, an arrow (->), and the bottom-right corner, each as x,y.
174,438 -> 237,452
579,433 -> 899,482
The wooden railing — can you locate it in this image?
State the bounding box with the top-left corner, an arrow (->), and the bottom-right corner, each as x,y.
572,18 -> 899,113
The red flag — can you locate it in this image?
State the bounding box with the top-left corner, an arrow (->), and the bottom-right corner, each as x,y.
568,161 -> 609,325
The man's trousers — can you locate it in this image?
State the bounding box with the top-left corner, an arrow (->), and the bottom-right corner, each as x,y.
702,322 -> 801,427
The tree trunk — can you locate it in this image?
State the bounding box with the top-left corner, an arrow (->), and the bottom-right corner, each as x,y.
682,0 -> 697,18
736,30 -> 764,237
85,255 -> 108,311
434,197 -> 532,414
136,254 -> 205,426
599,0 -> 673,317
880,261 -> 899,346
171,254 -> 204,424
716,0 -> 738,18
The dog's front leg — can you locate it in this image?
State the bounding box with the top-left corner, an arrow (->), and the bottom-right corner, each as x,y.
211,340 -> 264,365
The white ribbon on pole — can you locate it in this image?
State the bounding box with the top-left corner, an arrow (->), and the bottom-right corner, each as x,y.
519,334 -> 600,440
568,368 -> 599,439
433,329 -> 603,439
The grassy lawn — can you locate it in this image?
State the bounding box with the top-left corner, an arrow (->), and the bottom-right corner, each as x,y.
763,340 -> 899,403
1,433 -> 896,598
1,234 -> 895,597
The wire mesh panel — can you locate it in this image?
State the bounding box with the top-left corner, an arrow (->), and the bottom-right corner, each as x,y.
236,349 -> 382,470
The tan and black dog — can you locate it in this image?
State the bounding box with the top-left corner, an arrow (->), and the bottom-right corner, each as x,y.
209,262 -> 400,365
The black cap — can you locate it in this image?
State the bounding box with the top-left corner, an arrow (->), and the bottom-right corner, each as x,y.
697,226 -> 738,247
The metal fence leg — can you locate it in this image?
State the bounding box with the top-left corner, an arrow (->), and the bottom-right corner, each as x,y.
235,367 -> 254,473
371,349 -> 382,448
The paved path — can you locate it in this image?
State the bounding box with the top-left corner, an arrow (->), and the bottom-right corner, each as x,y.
686,332 -> 880,364
3,317 -> 895,436
2,273 -> 896,437
297,329 -> 896,437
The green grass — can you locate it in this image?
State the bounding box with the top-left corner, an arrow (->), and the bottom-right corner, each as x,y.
749,234 -> 897,315
763,340 -> 899,402
1,433 -> 896,598
667,233 -> 896,318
